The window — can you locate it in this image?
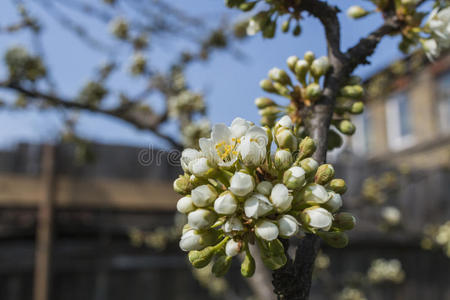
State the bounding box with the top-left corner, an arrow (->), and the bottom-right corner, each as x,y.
352,109 -> 371,155
437,72 -> 450,133
385,92 -> 414,150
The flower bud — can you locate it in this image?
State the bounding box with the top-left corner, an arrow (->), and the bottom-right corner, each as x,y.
275,115 -> 293,130
241,250 -> 256,277
256,181 -> 273,196
260,79 -> 277,93
275,128 -> 298,152
270,184 -> 292,213
347,6 -> 370,19
294,59 -> 309,84
327,129 -> 343,150
259,105 -> 281,117
191,184 -> 218,207
304,51 -> 315,64
310,57 -> 330,78
181,148 -> 202,172
173,174 -> 191,195
189,246 -> 216,268
244,193 -> 273,219
283,166 -> 306,190
229,171 -> 255,197
188,209 -> 217,230
281,19 -> 291,33
350,101 -> 364,114
274,149 -> 293,171
177,196 -> 196,214
268,68 -> 292,86
273,82 -> 291,97
293,24 -> 302,36
303,207 -> 333,231
286,55 -> 299,73
301,183 -> 330,204
333,212 -> 356,230
299,158 -> 319,176
328,178 -> 347,194
305,83 -> 321,100
189,157 -> 214,178
315,164 -> 335,185
286,56 -> 299,72
323,191 -> 342,213
223,216 -> 245,233
337,120 -> 356,135
255,97 -> 276,109
317,231 -> 349,248
179,229 -> 218,251
277,215 -> 299,238
340,85 -> 364,99
261,115 -> 277,127
298,136 -> 316,160
255,220 -> 279,241
212,255 -> 232,277
214,191 -> 238,215
225,239 -> 242,257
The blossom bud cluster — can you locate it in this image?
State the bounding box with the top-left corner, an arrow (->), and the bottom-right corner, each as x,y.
255,52 -> 365,151
4,46 -> 46,82
174,115 -> 355,277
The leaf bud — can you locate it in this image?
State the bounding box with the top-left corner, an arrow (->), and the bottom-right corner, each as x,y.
241,250 -> 256,277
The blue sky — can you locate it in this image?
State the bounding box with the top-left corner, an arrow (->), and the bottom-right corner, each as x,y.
0,0 -> 406,149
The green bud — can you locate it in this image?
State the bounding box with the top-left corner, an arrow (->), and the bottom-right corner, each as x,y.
305,83 -> 321,100
241,250 -> 256,277
297,136 -> 316,160
328,178 -> 347,194
310,57 -> 330,79
255,97 -> 276,109
212,255 -> 232,277
293,24 -> 302,36
239,1 -> 257,11
337,120 -> 356,135
350,101 -> 364,114
259,105 -> 281,117
333,212 -> 356,231
173,174 -> 191,195
340,85 -> 364,99
335,97 -> 353,114
262,21 -> 276,39
257,238 -> 287,270
274,149 -> 293,171
327,129 -> 343,150
273,82 -> 291,97
317,231 -> 349,248
283,166 -> 306,190
304,51 -> 315,64
347,6 -> 370,19
299,158 -> 319,176
268,68 -> 292,86
286,56 -> 299,73
294,60 -> 309,84
281,19 -> 291,33
260,79 -> 276,93
261,115 -> 277,127
188,246 -> 216,268
275,128 -> 298,152
315,164 -> 335,185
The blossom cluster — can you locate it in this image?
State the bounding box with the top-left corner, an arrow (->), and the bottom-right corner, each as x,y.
174,115 -> 355,277
256,51 -> 364,151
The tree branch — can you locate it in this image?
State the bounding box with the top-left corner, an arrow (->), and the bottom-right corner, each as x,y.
0,81 -> 183,149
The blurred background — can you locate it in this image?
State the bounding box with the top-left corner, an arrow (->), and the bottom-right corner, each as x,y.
0,0 -> 449,299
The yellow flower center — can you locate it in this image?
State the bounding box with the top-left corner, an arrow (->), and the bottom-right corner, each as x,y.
215,139 -> 240,161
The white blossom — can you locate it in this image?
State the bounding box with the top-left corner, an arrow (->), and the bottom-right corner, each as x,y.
189,157 -> 212,178
239,126 -> 268,167
325,191 -> 343,213
303,183 -> 330,204
223,216 -> 244,233
230,117 -> 252,139
244,193 -> 273,219
181,148 -> 203,172
187,209 -> 217,230
199,123 -> 239,168
229,171 -> 255,197
179,229 -> 203,251
283,166 -> 306,190
255,220 -> 279,241
214,191 -> 238,215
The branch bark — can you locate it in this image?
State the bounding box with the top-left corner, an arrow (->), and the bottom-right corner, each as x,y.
271,1 -> 403,299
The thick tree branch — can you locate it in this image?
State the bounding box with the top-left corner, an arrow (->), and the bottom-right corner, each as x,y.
0,81 -> 183,149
